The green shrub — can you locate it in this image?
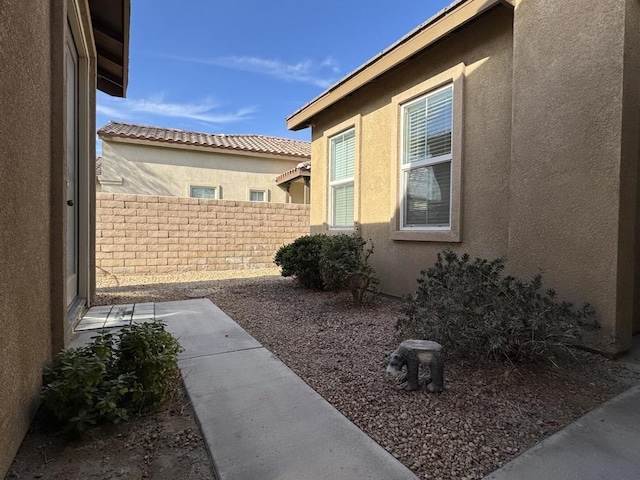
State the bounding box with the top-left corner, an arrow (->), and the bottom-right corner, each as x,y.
319,233 -> 379,306
41,322 -> 182,436
41,333 -> 133,435
116,322 -> 183,411
274,234 -> 329,289
396,248 -> 599,363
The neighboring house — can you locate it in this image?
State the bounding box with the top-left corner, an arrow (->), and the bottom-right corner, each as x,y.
287,0 -> 640,355
97,121 -> 311,204
276,161 -> 312,205
0,0 -> 130,475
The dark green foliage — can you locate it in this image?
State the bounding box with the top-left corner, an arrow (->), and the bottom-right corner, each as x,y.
41,322 -> 182,436
319,234 -> 379,306
274,234 -> 329,289
41,333 -> 132,435
397,249 -> 599,363
116,322 -> 183,410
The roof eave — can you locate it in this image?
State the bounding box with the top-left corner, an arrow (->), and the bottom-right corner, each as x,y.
89,0 -> 130,97
286,0 -> 511,131
276,169 -> 311,186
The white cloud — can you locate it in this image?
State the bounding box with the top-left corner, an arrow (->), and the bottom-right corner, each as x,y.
97,95 -> 256,124
166,55 -> 339,88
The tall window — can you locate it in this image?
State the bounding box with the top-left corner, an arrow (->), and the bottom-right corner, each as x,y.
401,84 -> 453,229
190,186 -> 216,199
329,128 -> 355,228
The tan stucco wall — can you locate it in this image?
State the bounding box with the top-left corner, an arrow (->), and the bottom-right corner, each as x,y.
310,6 -> 514,295
99,140 -> 302,203
307,0 -> 639,354
0,0 -> 54,475
509,0 -> 637,352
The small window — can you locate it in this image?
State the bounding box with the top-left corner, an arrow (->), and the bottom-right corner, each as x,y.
190,186 -> 216,199
329,128 -> 355,228
249,189 -> 266,202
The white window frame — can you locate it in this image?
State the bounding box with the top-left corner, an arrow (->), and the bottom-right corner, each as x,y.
249,189 -> 267,202
390,63 -> 464,242
190,185 -> 217,199
328,128 -> 356,229
400,83 -> 453,231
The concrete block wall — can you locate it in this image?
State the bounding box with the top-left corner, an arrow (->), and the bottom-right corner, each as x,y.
96,193 -> 310,276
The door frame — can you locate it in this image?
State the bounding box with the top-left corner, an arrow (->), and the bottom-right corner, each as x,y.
65,0 -> 96,328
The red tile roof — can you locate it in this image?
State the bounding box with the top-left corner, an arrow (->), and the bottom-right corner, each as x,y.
98,121 -> 311,159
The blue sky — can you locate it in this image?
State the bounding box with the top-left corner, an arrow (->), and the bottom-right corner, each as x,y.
97,0 -> 453,145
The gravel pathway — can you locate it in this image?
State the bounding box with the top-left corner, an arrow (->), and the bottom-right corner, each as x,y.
96,273 -> 639,480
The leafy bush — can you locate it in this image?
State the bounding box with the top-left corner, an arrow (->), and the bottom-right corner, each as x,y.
41,322 -> 182,436
116,322 -> 183,410
274,234 -> 329,289
396,249 -> 599,363
319,233 -> 379,306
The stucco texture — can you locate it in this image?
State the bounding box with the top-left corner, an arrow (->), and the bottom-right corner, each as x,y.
99,140 -> 302,203
310,6 -> 514,295
307,0 -> 640,353
0,0 -> 54,475
509,0 -> 638,351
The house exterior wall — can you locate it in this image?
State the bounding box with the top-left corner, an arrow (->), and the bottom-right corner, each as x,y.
509,0 -> 639,353
0,0 -> 102,474
1,0 -> 55,475
309,6 -> 514,295
95,193 -> 310,277
99,139 -> 303,203
305,0 -> 640,354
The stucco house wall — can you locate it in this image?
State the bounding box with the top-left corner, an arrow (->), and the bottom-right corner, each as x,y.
0,0 -> 129,475
508,0 -> 640,352
309,6 -> 514,296
0,1 -> 55,473
289,0 -> 640,355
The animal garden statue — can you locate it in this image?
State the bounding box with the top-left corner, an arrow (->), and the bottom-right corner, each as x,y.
386,339 -> 444,392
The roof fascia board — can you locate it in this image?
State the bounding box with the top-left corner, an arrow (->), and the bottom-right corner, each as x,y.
100,136 -> 308,162
286,0 -> 507,131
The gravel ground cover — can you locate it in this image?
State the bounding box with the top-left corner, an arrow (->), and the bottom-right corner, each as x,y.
94,273 -> 639,480
7,380 -> 215,480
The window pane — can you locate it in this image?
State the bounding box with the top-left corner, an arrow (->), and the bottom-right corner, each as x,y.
404,162 -> 451,227
250,190 -> 265,202
330,129 -> 355,181
403,85 -> 453,164
332,182 -> 354,228
191,186 -> 215,199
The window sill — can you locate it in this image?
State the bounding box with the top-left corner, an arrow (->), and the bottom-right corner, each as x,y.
390,229 -> 460,242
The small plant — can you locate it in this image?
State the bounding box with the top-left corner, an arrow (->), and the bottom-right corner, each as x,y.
41,322 -> 182,436
319,233 -> 379,306
41,333 -> 132,435
397,248 -> 599,363
116,322 -> 183,411
274,234 -> 329,289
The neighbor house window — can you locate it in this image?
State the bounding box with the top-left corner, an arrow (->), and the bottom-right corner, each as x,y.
329,128 -> 355,228
190,186 -> 216,199
249,189 -> 266,202
401,84 -> 453,229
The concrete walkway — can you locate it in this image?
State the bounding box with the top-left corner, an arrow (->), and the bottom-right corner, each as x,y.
74,299 -> 418,480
